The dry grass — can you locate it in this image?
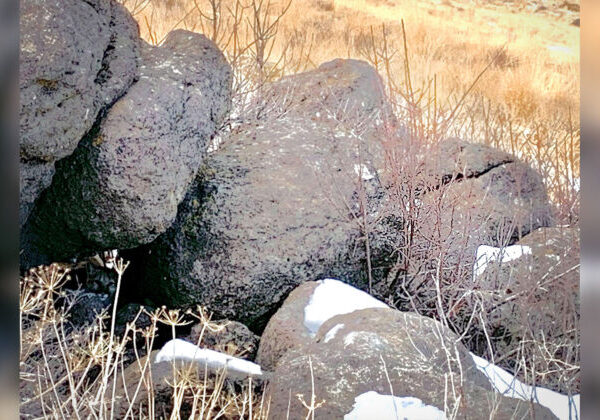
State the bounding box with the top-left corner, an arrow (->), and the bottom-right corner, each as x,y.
19,261 -> 269,419
121,0 -> 579,224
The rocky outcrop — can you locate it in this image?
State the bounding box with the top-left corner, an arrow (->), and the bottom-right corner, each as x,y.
135,59 -> 400,331
21,30 -> 232,267
19,0 -> 140,226
266,307 -> 556,419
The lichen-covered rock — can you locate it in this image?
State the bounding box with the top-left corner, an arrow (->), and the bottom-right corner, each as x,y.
266,307 -> 556,419
19,0 -> 140,226
21,30 -> 232,267
136,59 -> 399,331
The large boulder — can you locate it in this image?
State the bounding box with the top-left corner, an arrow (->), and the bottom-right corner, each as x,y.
420,138 -> 552,253
266,307 -> 556,419
135,59 -> 400,331
19,0 -> 140,226
21,30 -> 232,267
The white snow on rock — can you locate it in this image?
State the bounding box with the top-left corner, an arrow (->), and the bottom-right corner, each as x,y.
304,279 -> 388,336
473,245 -> 532,279
324,323 -> 345,343
471,353 -> 580,420
353,163 -> 375,181
155,338 -> 262,377
344,391 -> 446,420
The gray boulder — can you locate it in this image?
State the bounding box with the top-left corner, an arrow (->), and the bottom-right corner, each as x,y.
136,59 -> 399,331
21,30 -> 232,266
266,307 -> 556,419
19,0 -> 140,226
434,138 -> 551,246
382,139 -> 553,301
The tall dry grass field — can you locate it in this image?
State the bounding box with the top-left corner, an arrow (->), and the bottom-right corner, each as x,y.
121,0 -> 580,223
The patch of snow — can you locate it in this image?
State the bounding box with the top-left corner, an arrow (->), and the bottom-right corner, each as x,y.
155,339 -> 262,377
343,331 -> 384,349
324,323 -> 345,343
304,279 -> 388,336
473,245 -> 532,279
343,331 -> 358,347
353,164 -> 375,181
344,391 -> 446,420
207,135 -> 222,154
471,353 -> 579,420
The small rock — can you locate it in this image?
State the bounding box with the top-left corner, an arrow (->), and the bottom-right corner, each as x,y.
66,291 -> 111,328
188,319 -> 259,361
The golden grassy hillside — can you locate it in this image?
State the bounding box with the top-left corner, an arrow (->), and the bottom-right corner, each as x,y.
121,0 -> 580,222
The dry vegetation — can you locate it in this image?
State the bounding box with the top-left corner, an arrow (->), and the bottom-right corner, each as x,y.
20,261 -> 270,419
20,0 -> 580,418
122,0 -> 580,223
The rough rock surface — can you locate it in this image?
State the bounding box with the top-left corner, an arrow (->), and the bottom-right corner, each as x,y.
187,320 -> 259,360
66,291 -> 111,328
21,30 -> 232,267
266,307 -> 556,419
136,59 -> 400,331
256,281 -> 320,371
421,139 -> 552,240
19,0 -> 140,226
115,303 -> 153,336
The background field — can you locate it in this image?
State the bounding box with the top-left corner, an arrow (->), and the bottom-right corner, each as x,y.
122,0 -> 580,223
